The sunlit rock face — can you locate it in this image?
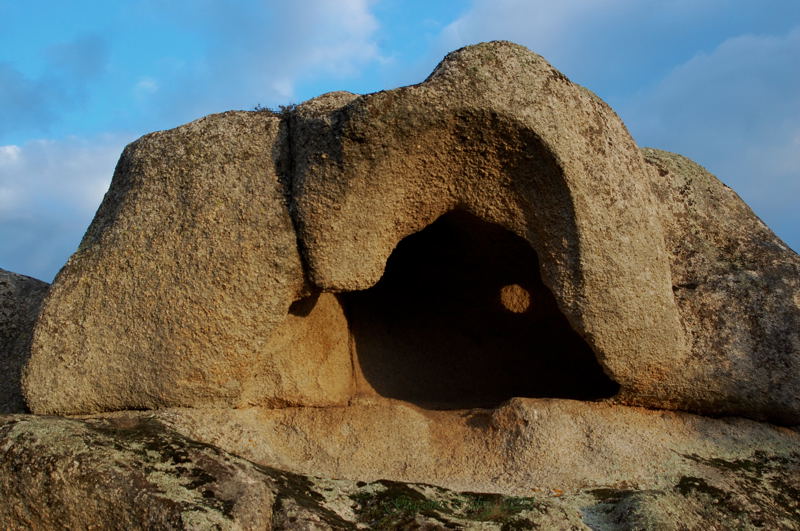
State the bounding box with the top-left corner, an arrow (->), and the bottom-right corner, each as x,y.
19,41 -> 800,426
643,148 -> 800,424
3,40 -> 800,530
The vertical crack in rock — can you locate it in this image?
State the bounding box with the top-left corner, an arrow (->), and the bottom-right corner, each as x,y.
272,106 -> 313,298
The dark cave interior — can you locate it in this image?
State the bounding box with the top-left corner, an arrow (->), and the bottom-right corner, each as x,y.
340,210 -> 619,409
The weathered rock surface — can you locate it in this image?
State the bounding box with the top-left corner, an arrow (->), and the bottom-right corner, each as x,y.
644,148 -> 800,424
0,269 -> 47,414
1,415 -> 281,529
2,412 -> 798,529
5,39 -> 800,531
135,397 -> 800,497
291,42 -> 689,412
19,41 -> 800,424
23,112 -> 353,414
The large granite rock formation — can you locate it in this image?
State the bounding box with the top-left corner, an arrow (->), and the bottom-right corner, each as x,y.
21,42 -> 799,424
3,41 -> 799,529
290,46 -> 687,413
0,269 -> 48,414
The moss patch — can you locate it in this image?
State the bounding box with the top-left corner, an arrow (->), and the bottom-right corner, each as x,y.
677,451 -> 800,527
347,481 -> 555,529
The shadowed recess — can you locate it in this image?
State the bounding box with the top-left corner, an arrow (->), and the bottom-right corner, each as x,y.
340,211 -> 619,409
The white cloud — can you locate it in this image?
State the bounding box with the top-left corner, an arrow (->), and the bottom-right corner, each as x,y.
270,78 -> 294,100
621,27 -> 800,251
0,134 -> 130,280
145,0 -> 382,119
0,187 -> 18,212
438,0 -> 657,78
0,145 -> 21,164
1,136 -> 122,212
442,0 -> 624,48
134,77 -> 159,97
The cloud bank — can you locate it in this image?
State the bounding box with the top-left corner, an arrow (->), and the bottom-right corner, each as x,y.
0,135 -> 128,280
621,28 -> 800,247
137,0 -> 382,125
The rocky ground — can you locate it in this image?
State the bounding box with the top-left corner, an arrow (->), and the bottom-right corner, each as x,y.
2,410 -> 799,530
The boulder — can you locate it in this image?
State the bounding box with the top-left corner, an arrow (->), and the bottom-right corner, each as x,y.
290,42 -> 690,411
643,149 -> 800,424
0,269 -> 47,414
2,413 -> 798,530
289,41 -> 799,421
23,112 -> 353,414
20,41 -> 800,424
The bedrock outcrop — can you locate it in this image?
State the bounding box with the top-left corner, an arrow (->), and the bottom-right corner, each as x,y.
20,41 -> 800,424
0,269 -> 47,414
132,397 -> 800,496
2,408 -> 799,529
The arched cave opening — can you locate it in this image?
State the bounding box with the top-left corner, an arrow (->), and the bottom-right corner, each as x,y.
339,210 -> 619,409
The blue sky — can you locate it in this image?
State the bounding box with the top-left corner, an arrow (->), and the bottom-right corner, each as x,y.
1,0 -> 798,281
